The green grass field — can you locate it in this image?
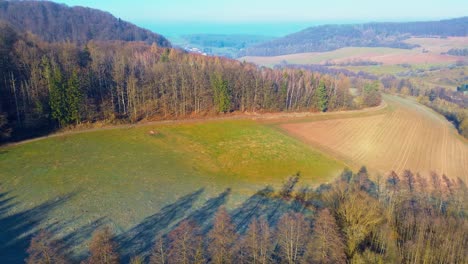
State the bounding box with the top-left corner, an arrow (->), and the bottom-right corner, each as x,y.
0,120 -> 343,232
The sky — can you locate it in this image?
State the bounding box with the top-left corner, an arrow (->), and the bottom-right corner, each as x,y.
54,0 -> 468,36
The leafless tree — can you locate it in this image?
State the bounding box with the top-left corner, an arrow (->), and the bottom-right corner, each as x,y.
26,230 -> 68,264
208,207 -> 238,264
276,212 -> 310,264
85,226 -> 119,264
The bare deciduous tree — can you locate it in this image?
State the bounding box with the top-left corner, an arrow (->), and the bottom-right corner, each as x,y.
276,212 -> 310,264
304,209 -> 346,264
85,226 -> 119,264
150,235 -> 168,264
208,207 -> 238,264
337,191 -> 383,258
168,220 -> 204,264
243,217 -> 273,264
26,230 -> 68,264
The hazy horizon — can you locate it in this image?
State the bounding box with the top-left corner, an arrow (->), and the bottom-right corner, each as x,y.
142,18 -> 454,37
52,0 -> 467,36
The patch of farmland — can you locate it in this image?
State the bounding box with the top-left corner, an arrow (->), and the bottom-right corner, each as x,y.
404,37 -> 468,54
240,46 -> 465,67
281,95 -> 468,181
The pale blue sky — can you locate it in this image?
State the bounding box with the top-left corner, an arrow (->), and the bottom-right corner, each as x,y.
55,0 -> 467,22
53,0 -> 467,36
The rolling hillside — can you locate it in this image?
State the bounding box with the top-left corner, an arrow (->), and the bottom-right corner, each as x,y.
0,0 -> 171,46
281,94 -> 468,180
241,39 -> 467,67
242,17 -> 468,56
0,119 -> 343,261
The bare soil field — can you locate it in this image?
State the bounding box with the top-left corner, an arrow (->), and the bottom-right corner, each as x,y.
404,37 -> 468,54
280,94 -> 468,181
241,44 -> 467,67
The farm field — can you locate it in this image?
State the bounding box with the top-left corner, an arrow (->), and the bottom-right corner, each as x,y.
281,94 -> 468,181
403,37 -> 468,54
240,46 -> 465,68
240,37 -> 468,75
0,120 -> 343,232
1,93 -> 467,261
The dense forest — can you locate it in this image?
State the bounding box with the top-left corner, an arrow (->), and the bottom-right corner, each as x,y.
0,22 -> 380,142
241,17 -> 468,56
0,0 -> 170,46
25,168 -> 468,263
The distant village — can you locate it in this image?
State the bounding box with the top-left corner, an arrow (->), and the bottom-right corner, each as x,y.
183,46 -> 208,56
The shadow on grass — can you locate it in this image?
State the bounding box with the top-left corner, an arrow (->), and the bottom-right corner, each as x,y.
185,188 -> 231,233
0,184 -> 313,263
56,217 -> 109,261
117,188 -> 205,261
230,186 -> 306,234
0,190 -> 76,264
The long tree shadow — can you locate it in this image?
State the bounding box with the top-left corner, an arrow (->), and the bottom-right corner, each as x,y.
0,183 -> 314,263
55,217 -> 109,261
0,190 -> 76,264
117,189 -> 204,261
115,185 -> 307,262
184,188 -> 231,234
231,186 -> 312,234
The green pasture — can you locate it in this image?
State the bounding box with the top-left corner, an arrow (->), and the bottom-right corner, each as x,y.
0,119 -> 343,231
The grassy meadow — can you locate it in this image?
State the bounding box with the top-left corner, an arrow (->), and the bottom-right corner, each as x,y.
0,120 -> 343,232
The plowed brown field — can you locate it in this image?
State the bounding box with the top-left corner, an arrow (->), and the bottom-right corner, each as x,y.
281,95 -> 468,180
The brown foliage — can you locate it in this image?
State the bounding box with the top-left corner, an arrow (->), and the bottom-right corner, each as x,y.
304,209 -> 346,264
242,217 -> 273,264
0,24 -> 363,142
276,212 -> 311,264
19,169 -> 468,263
150,235 -> 168,264
26,230 -> 68,264
337,191 -> 384,258
85,226 -> 119,264
167,220 -> 204,264
208,207 -> 238,264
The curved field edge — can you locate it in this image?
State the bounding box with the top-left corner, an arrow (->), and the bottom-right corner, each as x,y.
3,98 -> 388,148
280,94 -> 468,181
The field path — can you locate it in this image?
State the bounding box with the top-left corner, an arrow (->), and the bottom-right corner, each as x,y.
2,99 -> 387,148
281,94 -> 468,181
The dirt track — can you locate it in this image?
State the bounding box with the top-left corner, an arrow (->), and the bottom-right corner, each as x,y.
3,100 -> 387,148
281,95 -> 468,180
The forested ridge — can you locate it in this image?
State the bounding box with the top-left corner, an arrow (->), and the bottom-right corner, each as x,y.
25,168 -> 468,263
242,17 -> 468,56
0,22 -> 380,142
0,0 -> 171,46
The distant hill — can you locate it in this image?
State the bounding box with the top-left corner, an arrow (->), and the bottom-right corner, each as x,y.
0,0 -> 171,46
241,17 -> 468,56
